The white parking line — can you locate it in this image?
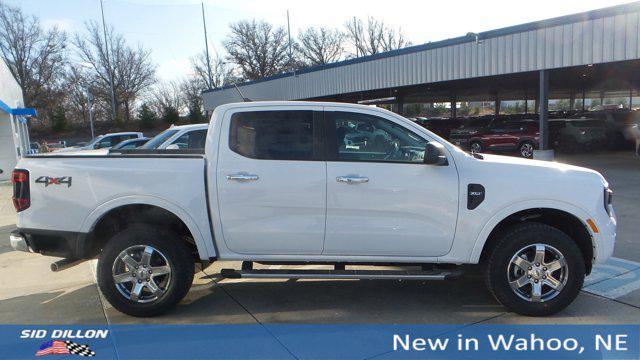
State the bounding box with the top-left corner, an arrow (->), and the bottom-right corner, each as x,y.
584,257 -> 640,300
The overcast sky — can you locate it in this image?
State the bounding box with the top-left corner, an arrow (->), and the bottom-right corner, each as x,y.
3,0 -> 634,82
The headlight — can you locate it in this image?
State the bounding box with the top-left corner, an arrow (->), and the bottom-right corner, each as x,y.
604,187 -> 613,216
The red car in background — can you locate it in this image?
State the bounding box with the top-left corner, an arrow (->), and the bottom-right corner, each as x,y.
450,117 -> 540,158
415,117 -> 463,139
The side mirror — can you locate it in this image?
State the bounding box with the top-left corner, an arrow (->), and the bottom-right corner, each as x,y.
165,144 -> 180,150
94,143 -> 101,149
423,141 -> 448,166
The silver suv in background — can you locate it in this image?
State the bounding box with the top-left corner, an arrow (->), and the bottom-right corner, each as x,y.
55,132 -> 144,152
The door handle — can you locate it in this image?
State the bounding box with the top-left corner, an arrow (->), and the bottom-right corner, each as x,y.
336,176 -> 369,184
226,174 -> 259,182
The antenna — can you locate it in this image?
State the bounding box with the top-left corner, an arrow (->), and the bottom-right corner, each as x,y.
234,84 -> 251,102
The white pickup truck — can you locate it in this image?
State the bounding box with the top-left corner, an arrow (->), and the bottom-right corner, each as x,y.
9,101 -> 616,317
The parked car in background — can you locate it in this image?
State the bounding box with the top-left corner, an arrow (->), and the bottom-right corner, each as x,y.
138,124 -> 207,151
111,137 -> 150,150
568,110 -> 640,149
448,116 -> 493,148
55,132 -> 143,152
549,118 -> 607,151
466,119 -> 539,158
415,117 -> 463,139
27,142 -> 40,155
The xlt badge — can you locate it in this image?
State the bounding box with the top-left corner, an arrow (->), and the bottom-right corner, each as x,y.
467,184 -> 485,210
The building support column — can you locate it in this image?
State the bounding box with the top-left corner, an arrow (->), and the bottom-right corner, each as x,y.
535,69 -> 554,160
582,86 -> 586,111
569,93 -> 575,110
450,93 -> 457,118
494,95 -> 500,116
393,95 -> 404,116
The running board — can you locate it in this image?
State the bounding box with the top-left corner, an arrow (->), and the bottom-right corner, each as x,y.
220,268 -> 462,280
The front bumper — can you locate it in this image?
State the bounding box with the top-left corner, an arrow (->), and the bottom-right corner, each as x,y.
593,209 -> 617,265
9,229 -> 88,259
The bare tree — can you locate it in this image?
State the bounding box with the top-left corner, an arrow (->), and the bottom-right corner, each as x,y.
73,21 -> 156,122
223,20 -> 294,81
180,75 -> 207,123
295,27 -> 344,66
149,80 -> 183,117
345,16 -> 410,57
0,2 -> 67,125
62,66 -> 91,125
191,50 -> 236,90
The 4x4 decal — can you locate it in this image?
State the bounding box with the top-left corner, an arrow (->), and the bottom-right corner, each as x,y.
35,176 -> 72,188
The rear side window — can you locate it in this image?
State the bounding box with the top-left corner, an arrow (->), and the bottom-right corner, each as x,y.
229,110 -> 320,160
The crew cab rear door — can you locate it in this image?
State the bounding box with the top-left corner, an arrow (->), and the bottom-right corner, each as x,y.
322,107 -> 459,257
216,106 -> 327,255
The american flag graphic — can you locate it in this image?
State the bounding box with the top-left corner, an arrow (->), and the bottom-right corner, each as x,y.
35,341 -> 70,356
36,340 -> 96,357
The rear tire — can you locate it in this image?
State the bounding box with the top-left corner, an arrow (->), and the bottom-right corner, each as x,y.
97,224 -> 194,317
485,222 -> 585,316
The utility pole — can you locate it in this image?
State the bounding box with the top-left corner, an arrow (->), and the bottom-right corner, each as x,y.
87,88 -> 95,139
100,0 -> 117,122
353,16 -> 359,57
201,1 -> 213,89
286,10 -> 293,68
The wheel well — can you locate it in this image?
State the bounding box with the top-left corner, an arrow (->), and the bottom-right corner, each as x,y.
479,208 -> 594,274
84,204 -> 198,259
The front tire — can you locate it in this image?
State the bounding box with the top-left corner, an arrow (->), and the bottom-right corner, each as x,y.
485,222 -> 585,316
97,224 -> 194,317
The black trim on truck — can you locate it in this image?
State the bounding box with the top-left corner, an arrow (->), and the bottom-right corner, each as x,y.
25,154 -> 204,159
13,228 -> 89,259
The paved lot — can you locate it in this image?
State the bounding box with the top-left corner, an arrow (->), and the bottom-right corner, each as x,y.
0,151 -> 639,328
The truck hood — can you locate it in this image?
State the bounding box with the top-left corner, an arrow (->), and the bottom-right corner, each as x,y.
477,153 -> 607,186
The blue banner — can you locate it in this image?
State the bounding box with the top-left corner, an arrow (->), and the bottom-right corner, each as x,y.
0,325 -> 637,359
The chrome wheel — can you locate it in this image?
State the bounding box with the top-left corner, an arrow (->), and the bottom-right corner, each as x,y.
112,245 -> 171,303
507,244 -> 568,302
520,143 -> 534,158
470,142 -> 482,153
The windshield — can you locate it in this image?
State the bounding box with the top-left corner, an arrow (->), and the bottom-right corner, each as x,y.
85,136 -> 103,147
142,129 -> 179,149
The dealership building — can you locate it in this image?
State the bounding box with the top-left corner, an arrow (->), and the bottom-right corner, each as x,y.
0,58 -> 35,181
203,2 -> 640,154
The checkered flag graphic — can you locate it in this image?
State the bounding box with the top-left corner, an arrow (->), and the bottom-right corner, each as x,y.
65,341 -> 96,357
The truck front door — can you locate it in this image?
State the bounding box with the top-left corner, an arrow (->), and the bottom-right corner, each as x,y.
322,108 -> 459,257
216,107 -> 327,255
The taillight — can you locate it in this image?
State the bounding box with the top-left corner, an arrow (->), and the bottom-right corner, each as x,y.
12,169 -> 30,212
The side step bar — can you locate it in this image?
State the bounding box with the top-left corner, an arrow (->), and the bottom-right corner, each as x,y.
220,268 -> 462,281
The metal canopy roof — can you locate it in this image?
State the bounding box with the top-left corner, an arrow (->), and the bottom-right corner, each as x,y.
203,2 -> 640,110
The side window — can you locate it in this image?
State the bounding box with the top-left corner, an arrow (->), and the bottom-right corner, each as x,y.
170,130 -> 207,149
329,111 -> 426,163
229,110 -> 318,160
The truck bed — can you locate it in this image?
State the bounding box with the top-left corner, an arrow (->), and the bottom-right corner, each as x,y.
15,154 -> 215,259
